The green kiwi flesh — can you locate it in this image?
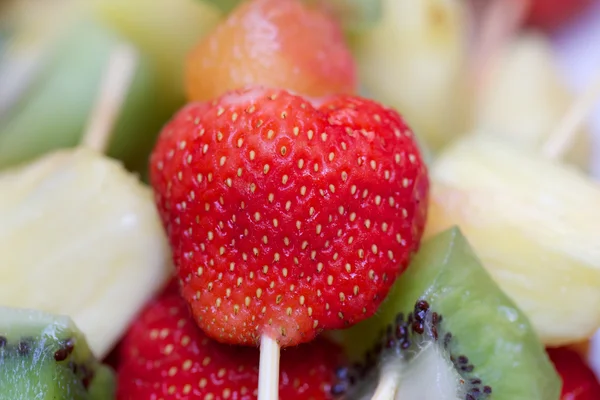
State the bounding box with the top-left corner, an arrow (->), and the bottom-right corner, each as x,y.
0,307 -> 115,400
332,228 -> 561,400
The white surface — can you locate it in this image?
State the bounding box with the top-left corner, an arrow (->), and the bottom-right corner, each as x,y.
551,0 -> 600,378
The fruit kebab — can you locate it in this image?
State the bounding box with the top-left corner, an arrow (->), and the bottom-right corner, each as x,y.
334,229 -> 561,399
0,44 -> 172,358
472,33 -> 592,170
466,0 -> 595,171
0,0 -> 169,176
470,0 -> 594,92
117,280 -> 345,399
425,71 -> 600,347
149,86 -> 429,400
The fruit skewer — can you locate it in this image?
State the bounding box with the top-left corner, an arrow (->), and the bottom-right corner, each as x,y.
0,42 -> 172,358
542,69 -> 600,160
149,87 -> 429,400
470,0 -> 593,87
117,281 -> 345,399
470,0 -> 599,169
364,55 -> 600,400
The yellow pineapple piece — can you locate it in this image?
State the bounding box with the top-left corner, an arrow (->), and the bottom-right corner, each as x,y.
352,0 -> 470,152
0,148 -> 172,357
473,33 -> 592,170
425,136 -> 600,346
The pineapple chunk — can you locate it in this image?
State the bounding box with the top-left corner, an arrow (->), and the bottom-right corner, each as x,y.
425,136 -> 600,346
473,33 -> 591,170
0,148 -> 172,358
351,0 -> 470,152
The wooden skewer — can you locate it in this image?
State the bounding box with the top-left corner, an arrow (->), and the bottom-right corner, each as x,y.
81,44 -> 139,154
542,69 -> 600,160
369,360 -> 403,400
258,335 -> 280,400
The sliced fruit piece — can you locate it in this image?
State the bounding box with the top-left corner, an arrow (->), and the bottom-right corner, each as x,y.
548,347 -> 600,400
474,33 -> 591,170
335,228 -> 560,400
351,0 -> 470,152
0,307 -> 115,400
425,136 -> 600,346
90,0 -> 221,105
117,281 -> 344,399
0,2 -> 168,175
185,0 -> 357,102
0,148 -> 172,358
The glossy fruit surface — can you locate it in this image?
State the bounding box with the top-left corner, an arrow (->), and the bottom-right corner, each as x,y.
117,282 -> 343,399
548,347 -> 600,400
185,0 -> 356,102
150,87 -> 429,347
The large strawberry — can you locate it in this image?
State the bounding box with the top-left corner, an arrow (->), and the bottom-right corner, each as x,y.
547,347 -> 600,400
117,281 -> 344,399
150,87 -> 428,349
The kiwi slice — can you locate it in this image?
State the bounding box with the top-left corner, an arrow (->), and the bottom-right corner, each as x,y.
332,228 -> 560,400
0,307 -> 115,400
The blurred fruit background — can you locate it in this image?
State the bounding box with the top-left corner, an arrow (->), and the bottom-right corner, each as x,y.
1,0 -> 600,385
0,0 -> 221,178
553,0 -> 600,377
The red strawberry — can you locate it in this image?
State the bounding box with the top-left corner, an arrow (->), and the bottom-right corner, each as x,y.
524,0 -> 592,31
150,87 -> 429,347
185,0 -> 357,102
117,281 -> 344,399
547,347 -> 600,400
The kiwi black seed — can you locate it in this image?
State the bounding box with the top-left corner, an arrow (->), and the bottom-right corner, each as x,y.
332,299 -> 493,400
0,307 -> 115,400
331,228 -> 561,400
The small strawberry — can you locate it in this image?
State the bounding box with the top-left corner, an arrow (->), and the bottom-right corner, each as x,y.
185,0 -> 356,102
524,0 -> 592,31
150,87 -> 428,348
117,281 -> 344,399
547,347 -> 600,400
